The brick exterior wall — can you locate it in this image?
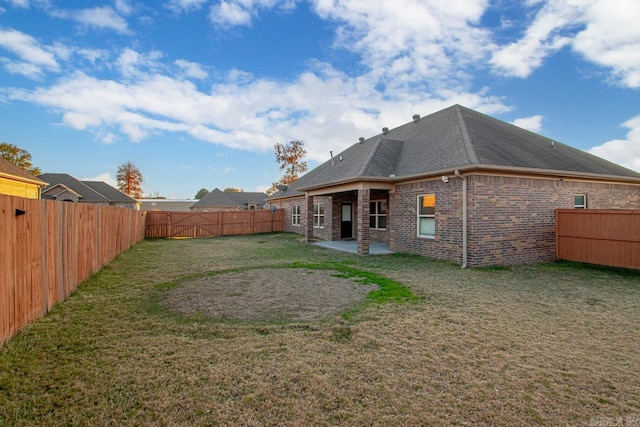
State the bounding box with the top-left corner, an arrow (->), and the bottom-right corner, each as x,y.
272,175 -> 639,267
390,178 -> 463,264
391,175 -> 640,267
271,195 -> 332,241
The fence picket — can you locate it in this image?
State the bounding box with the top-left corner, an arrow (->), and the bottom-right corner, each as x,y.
556,209 -> 640,270
0,194 -> 146,345
145,209 -> 284,238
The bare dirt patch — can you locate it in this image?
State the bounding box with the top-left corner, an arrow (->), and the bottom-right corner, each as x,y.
163,268 -> 378,321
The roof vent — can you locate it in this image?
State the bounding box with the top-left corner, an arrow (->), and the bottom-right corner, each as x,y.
359,137 -> 365,143
412,114 -> 421,123
382,127 -> 389,135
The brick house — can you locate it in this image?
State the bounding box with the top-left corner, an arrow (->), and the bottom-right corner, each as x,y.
268,105 -> 640,267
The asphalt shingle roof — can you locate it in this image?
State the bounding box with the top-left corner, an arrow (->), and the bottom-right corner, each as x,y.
82,181 -> 136,204
192,188 -> 267,208
39,173 -> 111,202
0,157 -> 46,185
271,104 -> 640,198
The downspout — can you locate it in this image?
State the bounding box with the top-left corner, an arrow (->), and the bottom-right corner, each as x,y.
455,170 -> 467,269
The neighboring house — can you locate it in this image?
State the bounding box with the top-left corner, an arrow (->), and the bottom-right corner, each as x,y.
38,173 -> 139,209
268,104 -> 640,267
139,199 -> 195,212
191,188 -> 268,212
0,157 -> 46,199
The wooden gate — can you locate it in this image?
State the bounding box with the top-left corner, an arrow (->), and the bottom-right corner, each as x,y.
145,209 -> 284,238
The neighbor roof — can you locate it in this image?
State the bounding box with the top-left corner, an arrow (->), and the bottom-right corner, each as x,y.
271,104 -> 640,197
39,173 -> 110,202
39,173 -> 135,204
191,188 -> 267,208
83,181 -> 136,204
0,157 -> 47,186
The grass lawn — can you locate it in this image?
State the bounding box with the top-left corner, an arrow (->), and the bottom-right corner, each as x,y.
1,233 -> 639,426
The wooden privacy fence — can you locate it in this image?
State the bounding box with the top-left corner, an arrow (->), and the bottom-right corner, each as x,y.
145,209 -> 284,238
1,194 -> 146,345
556,209 -> 640,270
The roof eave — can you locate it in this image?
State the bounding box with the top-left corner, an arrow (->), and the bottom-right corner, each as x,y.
0,172 -> 48,187
460,164 -> 640,183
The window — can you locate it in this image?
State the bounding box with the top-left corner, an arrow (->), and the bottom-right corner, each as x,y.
292,205 -> 301,226
574,195 -> 586,209
313,203 -> 325,228
369,200 -> 387,229
417,194 -> 435,237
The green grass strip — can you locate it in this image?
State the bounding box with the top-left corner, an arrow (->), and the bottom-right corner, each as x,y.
289,261 -> 420,304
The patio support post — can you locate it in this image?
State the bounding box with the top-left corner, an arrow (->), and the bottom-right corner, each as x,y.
305,194 -> 314,243
357,188 -> 370,255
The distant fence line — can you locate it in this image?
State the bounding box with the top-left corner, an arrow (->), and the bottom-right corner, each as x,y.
145,209 -> 285,238
1,194 -> 146,345
556,209 -> 640,270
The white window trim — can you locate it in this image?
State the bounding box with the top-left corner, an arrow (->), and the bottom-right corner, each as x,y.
417,194 -> 435,239
313,203 -> 325,228
574,194 -> 587,209
291,205 -> 301,226
370,200 -> 387,230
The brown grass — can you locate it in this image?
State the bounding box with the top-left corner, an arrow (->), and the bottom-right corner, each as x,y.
1,233 -> 639,426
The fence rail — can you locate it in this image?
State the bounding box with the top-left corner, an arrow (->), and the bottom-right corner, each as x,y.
1,194 -> 146,345
145,209 -> 285,238
556,209 -> 640,270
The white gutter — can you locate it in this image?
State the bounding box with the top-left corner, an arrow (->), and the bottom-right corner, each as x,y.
455,170 -> 468,269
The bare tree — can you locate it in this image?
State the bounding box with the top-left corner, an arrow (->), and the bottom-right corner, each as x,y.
117,161 -> 144,199
266,140 -> 307,195
0,142 -> 41,175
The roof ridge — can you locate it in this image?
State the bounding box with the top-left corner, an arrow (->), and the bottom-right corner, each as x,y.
454,105 -> 479,165
357,137 -> 384,176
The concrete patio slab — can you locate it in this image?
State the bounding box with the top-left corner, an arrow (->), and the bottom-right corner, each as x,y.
312,240 -> 393,255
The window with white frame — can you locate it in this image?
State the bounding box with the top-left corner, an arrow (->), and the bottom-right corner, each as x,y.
313,203 -> 325,228
417,194 -> 435,237
574,194 -> 586,209
292,205 -> 301,226
369,200 -> 387,229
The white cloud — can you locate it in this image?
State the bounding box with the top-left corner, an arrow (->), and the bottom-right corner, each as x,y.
311,0 -> 492,92
589,114 -> 640,172
174,59 -> 208,79
77,48 -> 110,64
0,58 -> 44,78
114,0 -> 133,15
209,0 -> 297,27
6,59 -> 507,162
5,0 -> 29,7
83,172 -> 118,187
512,115 -> 543,132
210,0 -> 252,26
0,28 -> 59,72
165,0 -> 209,13
52,6 -> 130,34
116,48 -> 164,78
571,0 -> 640,88
491,0 -> 640,88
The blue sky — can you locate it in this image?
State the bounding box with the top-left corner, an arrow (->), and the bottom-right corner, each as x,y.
0,0 -> 638,199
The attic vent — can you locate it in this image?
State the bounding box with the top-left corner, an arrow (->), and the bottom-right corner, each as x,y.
382,127 -> 389,135
359,137 -> 365,143
412,114 -> 421,123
